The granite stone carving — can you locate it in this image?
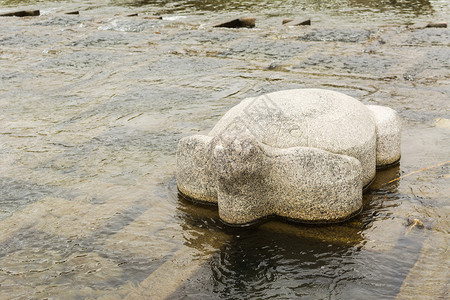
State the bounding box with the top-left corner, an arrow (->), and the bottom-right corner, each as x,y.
176,89 -> 401,225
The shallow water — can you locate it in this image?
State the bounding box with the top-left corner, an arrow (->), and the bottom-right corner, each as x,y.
0,0 -> 449,299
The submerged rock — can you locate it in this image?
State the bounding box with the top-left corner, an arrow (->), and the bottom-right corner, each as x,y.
299,29 -> 373,43
177,89 -> 401,226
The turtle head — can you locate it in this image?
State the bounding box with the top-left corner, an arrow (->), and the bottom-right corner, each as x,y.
212,132 -> 265,181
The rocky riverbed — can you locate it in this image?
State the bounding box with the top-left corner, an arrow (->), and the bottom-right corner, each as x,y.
0,0 -> 449,299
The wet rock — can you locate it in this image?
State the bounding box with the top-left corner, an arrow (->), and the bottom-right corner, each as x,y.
32,16 -> 90,27
145,56 -> 230,77
402,48 -> 450,80
0,10 -> 40,17
402,29 -> 450,46
97,19 -> 159,32
214,17 -> 255,28
294,53 -> 398,77
69,32 -> 133,47
177,89 -> 401,225
218,38 -> 308,60
283,18 -> 311,26
299,29 -> 373,42
162,30 -> 240,44
0,33 -> 58,47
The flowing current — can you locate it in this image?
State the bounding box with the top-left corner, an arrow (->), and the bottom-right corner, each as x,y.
0,0 -> 449,299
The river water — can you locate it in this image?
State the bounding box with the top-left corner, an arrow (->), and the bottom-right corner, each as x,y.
0,0 -> 449,299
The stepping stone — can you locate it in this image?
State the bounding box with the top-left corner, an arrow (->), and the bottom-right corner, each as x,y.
177,89 -> 401,225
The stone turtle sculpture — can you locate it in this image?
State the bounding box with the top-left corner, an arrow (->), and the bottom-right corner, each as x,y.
177,89 -> 401,225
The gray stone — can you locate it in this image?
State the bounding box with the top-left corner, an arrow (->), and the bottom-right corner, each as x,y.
213,133 -> 362,225
177,135 -> 216,202
209,89 -> 377,186
176,89 -> 401,225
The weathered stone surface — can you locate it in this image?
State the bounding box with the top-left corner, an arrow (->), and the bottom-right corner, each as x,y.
209,89 -> 377,186
177,135 -> 216,202
299,29 -> 373,43
214,133 -> 362,225
214,17 -> 255,28
176,89 -> 401,225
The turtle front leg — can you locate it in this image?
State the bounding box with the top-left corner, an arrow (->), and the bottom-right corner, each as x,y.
176,135 -> 217,203
212,133 -> 272,225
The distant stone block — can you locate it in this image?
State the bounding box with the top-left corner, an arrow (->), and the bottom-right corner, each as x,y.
214,17 -> 255,28
427,22 -> 447,28
143,15 -> 163,20
410,22 -> 448,29
177,89 -> 401,226
0,10 -> 40,17
283,18 -> 311,26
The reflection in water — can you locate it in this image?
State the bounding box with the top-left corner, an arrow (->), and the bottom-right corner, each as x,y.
210,232 -> 353,299
173,165 -> 427,299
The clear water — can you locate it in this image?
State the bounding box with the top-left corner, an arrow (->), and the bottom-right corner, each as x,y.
0,0 -> 449,299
